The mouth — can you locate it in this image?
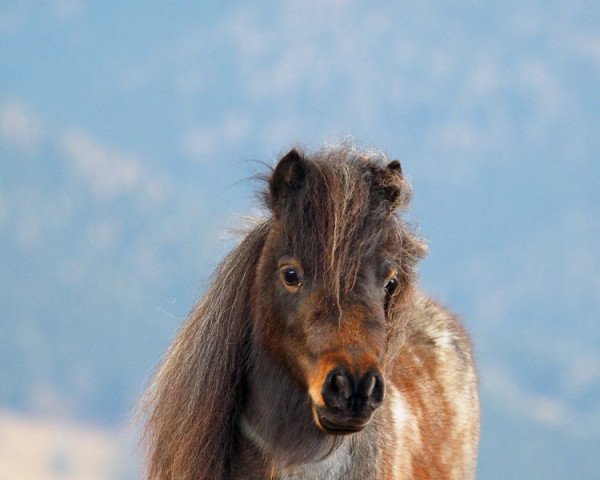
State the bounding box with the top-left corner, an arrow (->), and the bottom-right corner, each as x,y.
312,406 -> 370,435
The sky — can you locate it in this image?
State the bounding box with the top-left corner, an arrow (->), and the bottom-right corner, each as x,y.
1,1 -> 599,478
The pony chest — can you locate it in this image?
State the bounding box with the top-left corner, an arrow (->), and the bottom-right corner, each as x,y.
278,440 -> 352,480
235,418 -> 354,480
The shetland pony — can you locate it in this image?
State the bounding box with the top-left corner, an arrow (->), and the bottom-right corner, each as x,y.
141,144 -> 480,479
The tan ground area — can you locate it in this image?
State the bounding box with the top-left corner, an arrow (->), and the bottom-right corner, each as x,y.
0,410 -> 137,480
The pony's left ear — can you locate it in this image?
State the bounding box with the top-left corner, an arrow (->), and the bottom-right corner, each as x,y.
387,160 -> 402,174
268,148 -> 308,213
371,159 -> 409,212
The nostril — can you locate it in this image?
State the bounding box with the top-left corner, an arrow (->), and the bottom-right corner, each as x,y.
333,373 -> 352,400
359,371 -> 384,405
372,374 -> 384,404
364,374 -> 376,398
322,369 -> 354,408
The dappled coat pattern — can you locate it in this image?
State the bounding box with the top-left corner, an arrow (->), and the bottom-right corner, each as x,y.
140,144 -> 480,479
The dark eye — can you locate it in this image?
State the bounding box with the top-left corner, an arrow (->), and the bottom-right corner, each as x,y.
384,278 -> 398,297
283,268 -> 299,285
282,267 -> 301,286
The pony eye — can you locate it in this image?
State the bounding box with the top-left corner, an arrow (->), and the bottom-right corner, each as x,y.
281,267 -> 302,287
384,278 -> 398,296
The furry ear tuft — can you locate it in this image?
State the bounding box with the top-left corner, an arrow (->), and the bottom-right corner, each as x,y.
387,160 -> 402,174
268,148 -> 308,213
370,159 -> 408,213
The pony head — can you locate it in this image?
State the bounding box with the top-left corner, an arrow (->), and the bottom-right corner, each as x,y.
251,144 -> 426,434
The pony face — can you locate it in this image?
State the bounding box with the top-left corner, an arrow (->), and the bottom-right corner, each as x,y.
251,147 -> 425,435
254,235 -> 401,434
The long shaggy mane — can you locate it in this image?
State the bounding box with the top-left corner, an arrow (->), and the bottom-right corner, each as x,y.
139,222 -> 270,479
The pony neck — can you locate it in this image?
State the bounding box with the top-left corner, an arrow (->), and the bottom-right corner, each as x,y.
241,345 -> 347,471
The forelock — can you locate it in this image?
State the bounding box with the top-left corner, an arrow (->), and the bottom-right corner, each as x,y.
270,143 -> 413,299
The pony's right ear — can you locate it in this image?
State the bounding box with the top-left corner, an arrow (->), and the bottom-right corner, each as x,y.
268,148 -> 307,212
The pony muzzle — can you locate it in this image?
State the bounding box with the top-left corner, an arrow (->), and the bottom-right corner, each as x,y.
311,366 -> 385,435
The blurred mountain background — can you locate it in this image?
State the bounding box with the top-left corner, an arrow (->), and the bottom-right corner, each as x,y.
1,1 -> 598,478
